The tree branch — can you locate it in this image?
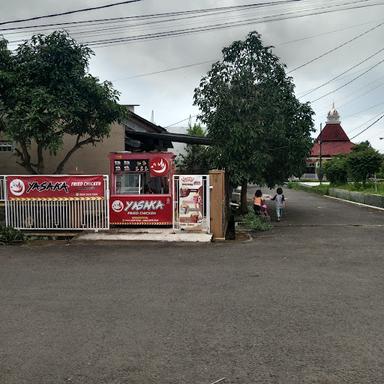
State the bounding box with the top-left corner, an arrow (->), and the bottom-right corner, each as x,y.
15,143 -> 37,174
54,136 -> 100,174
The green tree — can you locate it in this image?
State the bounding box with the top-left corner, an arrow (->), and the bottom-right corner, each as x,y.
0,32 -> 125,174
347,142 -> 383,185
176,123 -> 211,174
324,155 -> 348,185
194,31 -> 314,212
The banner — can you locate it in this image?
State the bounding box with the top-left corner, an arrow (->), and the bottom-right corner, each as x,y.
110,195 -> 172,225
179,175 -> 204,230
6,175 -> 105,200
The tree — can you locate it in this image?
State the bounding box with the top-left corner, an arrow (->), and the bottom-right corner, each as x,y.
0,32 -> 125,174
324,155 -> 348,185
347,142 -> 383,185
176,123 -> 211,173
194,31 -> 314,212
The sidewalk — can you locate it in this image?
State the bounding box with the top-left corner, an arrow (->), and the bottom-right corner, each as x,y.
75,227 -> 213,242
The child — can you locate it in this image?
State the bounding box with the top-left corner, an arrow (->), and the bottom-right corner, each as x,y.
253,189 -> 269,217
271,187 -> 285,221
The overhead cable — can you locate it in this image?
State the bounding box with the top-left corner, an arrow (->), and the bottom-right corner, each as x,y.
83,1 -> 381,47
350,113 -> 384,140
299,46 -> 384,98
310,57 -> 384,103
288,19 -> 384,73
0,0 -> 305,31
0,0 -> 142,27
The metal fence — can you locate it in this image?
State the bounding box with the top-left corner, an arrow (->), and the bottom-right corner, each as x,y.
173,175 -> 210,233
4,175 -> 109,231
0,176 -> 4,203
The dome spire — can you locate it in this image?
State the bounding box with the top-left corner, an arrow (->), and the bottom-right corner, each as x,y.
327,102 -> 340,124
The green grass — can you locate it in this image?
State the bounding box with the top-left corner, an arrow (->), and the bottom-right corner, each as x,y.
242,208 -> 273,232
287,181 -> 384,196
331,182 -> 384,195
0,225 -> 25,244
287,181 -> 329,195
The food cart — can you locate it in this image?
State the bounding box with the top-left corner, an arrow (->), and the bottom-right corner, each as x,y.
109,152 -> 175,226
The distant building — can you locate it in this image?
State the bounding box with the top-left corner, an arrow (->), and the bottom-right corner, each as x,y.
304,104 -> 355,179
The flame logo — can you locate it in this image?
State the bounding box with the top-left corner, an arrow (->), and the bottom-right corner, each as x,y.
150,157 -> 168,175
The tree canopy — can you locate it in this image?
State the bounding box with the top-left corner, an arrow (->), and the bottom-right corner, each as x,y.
194,31 -> 314,190
0,31 -> 125,174
176,122 -> 211,174
347,141 -> 383,184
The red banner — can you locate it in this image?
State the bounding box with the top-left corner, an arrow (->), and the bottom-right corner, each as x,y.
110,195 -> 172,225
7,175 -> 105,200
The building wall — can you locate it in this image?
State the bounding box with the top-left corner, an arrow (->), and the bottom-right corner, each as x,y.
0,122 -> 125,175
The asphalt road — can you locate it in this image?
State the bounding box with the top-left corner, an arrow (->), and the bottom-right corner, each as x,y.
1,188 -> 384,384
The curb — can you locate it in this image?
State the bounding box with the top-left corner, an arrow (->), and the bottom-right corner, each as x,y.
324,195 -> 384,211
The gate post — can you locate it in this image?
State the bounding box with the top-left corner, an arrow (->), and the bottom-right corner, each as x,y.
209,170 -> 227,240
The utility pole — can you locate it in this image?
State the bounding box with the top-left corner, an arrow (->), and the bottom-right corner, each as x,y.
319,123 -> 323,184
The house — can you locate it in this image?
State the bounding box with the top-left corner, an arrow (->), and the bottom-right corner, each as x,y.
0,105 -> 211,175
303,104 -> 355,179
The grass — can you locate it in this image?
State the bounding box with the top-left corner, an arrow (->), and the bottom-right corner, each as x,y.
331,182 -> 384,196
287,181 -> 329,195
0,225 -> 25,244
287,181 -> 384,196
242,207 -> 273,232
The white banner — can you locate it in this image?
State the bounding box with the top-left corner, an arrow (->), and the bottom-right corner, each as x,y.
179,175 -> 204,230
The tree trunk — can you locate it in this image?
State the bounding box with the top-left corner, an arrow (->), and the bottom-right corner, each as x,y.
240,179 -> 248,214
16,142 -> 37,174
37,144 -> 44,174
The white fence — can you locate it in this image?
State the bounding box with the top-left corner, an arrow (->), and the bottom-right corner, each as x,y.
4,175 -> 109,231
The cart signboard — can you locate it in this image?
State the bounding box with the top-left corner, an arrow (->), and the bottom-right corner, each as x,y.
110,195 -> 172,225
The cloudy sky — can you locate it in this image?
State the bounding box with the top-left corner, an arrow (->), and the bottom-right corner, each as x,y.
1,0 -> 384,152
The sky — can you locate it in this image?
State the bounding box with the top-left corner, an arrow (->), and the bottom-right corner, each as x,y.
1,0 -> 384,152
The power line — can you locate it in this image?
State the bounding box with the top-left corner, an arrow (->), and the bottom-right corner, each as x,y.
165,115 -> 198,128
299,46 -> 384,98
288,19 -> 384,73
350,113 -> 384,140
82,1 -> 381,48
0,0 -> 142,27
113,60 -> 215,81
111,19 -> 382,82
0,0 -> 304,31
310,57 -> 384,103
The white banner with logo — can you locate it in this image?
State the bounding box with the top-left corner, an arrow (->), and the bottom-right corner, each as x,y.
178,175 -> 205,230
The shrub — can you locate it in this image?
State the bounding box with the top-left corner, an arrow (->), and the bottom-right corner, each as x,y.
243,209 -> 272,231
324,155 -> 348,184
347,143 -> 383,185
0,225 -> 25,244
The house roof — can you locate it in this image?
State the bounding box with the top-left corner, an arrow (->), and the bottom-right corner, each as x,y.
316,123 -> 350,142
310,141 -> 355,157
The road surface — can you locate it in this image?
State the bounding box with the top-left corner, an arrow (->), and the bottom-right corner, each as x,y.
0,188 -> 383,384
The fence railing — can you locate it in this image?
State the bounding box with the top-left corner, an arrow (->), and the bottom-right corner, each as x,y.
6,198 -> 109,230
0,176 -> 4,202
4,175 -> 109,231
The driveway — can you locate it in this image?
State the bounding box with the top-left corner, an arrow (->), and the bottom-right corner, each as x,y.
0,188 -> 383,384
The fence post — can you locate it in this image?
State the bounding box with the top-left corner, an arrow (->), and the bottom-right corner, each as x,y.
209,170 -> 227,240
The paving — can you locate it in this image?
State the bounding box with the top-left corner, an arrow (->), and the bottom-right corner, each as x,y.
75,228 -> 213,243
1,187 -> 384,384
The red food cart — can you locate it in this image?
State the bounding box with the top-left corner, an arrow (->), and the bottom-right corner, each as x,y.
109,152 -> 175,226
